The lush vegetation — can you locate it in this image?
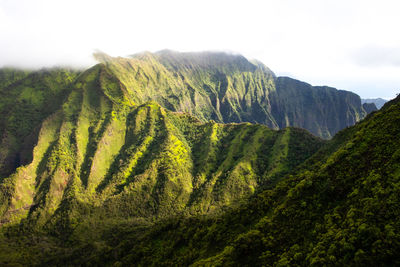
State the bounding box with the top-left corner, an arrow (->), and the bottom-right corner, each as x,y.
0,51 -> 392,266
3,92 -> 393,267
0,68 -> 79,178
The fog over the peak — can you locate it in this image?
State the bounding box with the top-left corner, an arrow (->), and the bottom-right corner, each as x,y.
0,0 -> 399,99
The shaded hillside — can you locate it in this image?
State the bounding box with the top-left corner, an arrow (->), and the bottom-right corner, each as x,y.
0,68 -> 79,178
272,77 -> 372,138
362,102 -> 378,113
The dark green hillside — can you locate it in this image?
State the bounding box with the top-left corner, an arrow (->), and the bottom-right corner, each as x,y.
0,68 -> 30,88
82,95 -> 400,266
0,68 -> 79,178
362,102 -> 378,113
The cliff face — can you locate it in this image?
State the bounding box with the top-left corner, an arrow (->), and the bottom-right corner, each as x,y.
363,102 -> 378,113
95,51 -> 279,128
271,77 -> 370,139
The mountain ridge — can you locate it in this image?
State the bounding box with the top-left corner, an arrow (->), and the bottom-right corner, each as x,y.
96,50 -> 372,138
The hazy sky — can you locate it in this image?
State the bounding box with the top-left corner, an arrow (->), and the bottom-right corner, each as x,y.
0,0 -> 399,99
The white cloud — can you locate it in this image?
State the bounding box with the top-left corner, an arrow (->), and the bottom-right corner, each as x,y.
352,45 -> 400,67
0,0 -> 399,98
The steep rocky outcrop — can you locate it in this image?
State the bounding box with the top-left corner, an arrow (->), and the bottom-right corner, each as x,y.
271,77 -> 371,138
362,102 -> 378,113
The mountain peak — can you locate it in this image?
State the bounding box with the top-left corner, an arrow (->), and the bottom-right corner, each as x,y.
361,97 -> 388,109
92,51 -> 113,64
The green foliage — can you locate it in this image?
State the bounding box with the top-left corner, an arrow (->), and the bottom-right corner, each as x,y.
0,68 -> 79,178
85,95 -> 400,266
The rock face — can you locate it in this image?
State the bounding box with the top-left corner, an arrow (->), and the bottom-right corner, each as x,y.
271,77 -> 372,138
363,102 -> 378,113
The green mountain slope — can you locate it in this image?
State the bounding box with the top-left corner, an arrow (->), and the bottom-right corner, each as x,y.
0,61 -> 326,264
79,95 -> 400,266
0,84 -> 396,266
0,63 -> 323,229
0,68 -> 31,89
0,68 -> 79,178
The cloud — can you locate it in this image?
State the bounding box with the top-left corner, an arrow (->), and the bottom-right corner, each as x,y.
352,45 -> 400,67
0,0 -> 399,98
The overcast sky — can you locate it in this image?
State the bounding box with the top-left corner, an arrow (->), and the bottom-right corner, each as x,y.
0,0 -> 399,99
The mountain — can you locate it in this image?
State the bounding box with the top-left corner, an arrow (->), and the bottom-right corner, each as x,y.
35,93 -> 399,266
271,77 -> 370,138
362,98 -> 388,109
362,102 -> 378,113
0,63 -> 324,228
0,51 -> 372,183
0,51 -> 389,265
95,50 -> 371,139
